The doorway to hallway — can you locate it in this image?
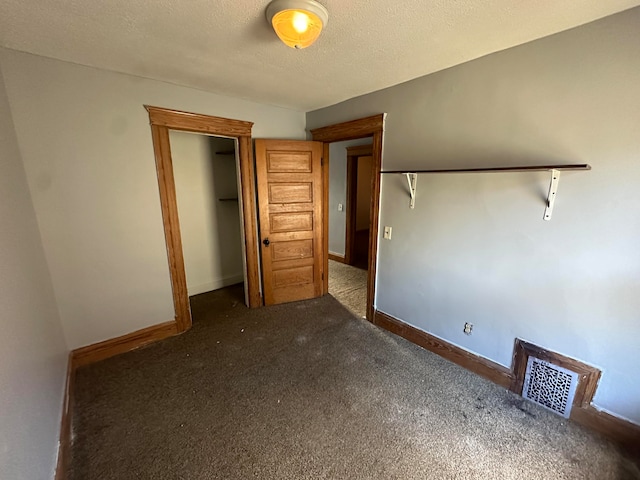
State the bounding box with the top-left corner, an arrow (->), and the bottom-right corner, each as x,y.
325,139 -> 373,318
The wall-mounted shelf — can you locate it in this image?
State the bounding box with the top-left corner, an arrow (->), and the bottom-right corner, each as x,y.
218,197 -> 239,202
381,164 -> 591,175
382,164 -> 591,220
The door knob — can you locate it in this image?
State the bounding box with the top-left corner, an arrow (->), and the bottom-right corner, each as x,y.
263,238 -> 270,247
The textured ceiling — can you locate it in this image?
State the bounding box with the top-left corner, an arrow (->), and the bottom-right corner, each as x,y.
1,1 -> 638,111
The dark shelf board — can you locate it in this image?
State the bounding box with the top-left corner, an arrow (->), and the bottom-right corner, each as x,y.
218,198 -> 239,202
215,150 -> 236,156
381,164 -> 591,174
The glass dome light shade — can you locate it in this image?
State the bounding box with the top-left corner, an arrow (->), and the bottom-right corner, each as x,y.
266,0 -> 328,49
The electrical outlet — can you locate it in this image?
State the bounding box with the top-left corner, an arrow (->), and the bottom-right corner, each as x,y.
383,226 -> 392,239
463,323 -> 473,335
338,203 -> 343,212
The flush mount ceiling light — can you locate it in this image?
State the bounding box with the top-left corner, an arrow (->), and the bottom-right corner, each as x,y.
266,0 -> 329,49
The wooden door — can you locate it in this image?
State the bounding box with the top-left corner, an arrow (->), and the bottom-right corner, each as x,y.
345,145 -> 373,267
255,139 -> 324,305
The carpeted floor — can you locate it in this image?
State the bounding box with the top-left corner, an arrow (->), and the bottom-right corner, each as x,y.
69,285 -> 639,479
328,259 -> 367,318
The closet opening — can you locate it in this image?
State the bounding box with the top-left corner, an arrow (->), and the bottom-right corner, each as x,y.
169,131 -> 247,307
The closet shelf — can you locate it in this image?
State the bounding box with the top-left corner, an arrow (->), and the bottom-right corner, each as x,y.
218,197 -> 239,202
215,150 -> 236,155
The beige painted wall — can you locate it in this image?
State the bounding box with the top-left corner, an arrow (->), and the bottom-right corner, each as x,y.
0,65 -> 68,479
307,8 -> 640,423
171,132 -> 244,295
0,48 -> 306,349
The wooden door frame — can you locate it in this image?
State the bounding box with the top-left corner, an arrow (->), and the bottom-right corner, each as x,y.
310,114 -> 386,321
345,144 -> 373,266
146,105 -> 262,334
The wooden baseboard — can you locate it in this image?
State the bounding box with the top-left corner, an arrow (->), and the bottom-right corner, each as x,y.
55,353 -> 74,480
373,310 -> 513,389
72,320 -> 178,368
373,309 -> 640,452
55,320 -> 179,478
328,253 -> 346,263
571,406 -> 640,457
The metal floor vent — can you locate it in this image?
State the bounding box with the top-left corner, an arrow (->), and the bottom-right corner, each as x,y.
523,356 -> 579,418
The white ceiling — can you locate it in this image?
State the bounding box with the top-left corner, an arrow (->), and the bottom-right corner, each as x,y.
1,1 -> 638,111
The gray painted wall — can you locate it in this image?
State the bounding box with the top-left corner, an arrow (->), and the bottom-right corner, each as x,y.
0,65 -> 68,479
307,8 -> 640,423
328,138 -> 373,256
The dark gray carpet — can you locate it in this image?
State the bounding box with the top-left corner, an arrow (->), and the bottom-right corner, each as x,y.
69,285 -> 639,479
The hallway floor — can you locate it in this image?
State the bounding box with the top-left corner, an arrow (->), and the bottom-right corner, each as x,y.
328,259 -> 367,318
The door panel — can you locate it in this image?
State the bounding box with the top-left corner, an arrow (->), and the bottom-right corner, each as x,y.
273,265 -> 314,287
267,153 -> 312,172
270,212 -> 313,232
271,240 -> 313,261
269,183 -> 313,203
255,139 -> 323,305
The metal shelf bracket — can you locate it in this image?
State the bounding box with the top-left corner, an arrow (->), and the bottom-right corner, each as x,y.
543,169 -> 560,221
384,164 -> 586,218
405,173 -> 417,209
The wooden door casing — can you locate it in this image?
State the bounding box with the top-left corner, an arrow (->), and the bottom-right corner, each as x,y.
311,114 -> 385,321
146,105 -> 260,335
255,140 -> 324,305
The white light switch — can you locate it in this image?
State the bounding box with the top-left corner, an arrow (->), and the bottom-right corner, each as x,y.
383,226 -> 392,239
338,203 -> 343,211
